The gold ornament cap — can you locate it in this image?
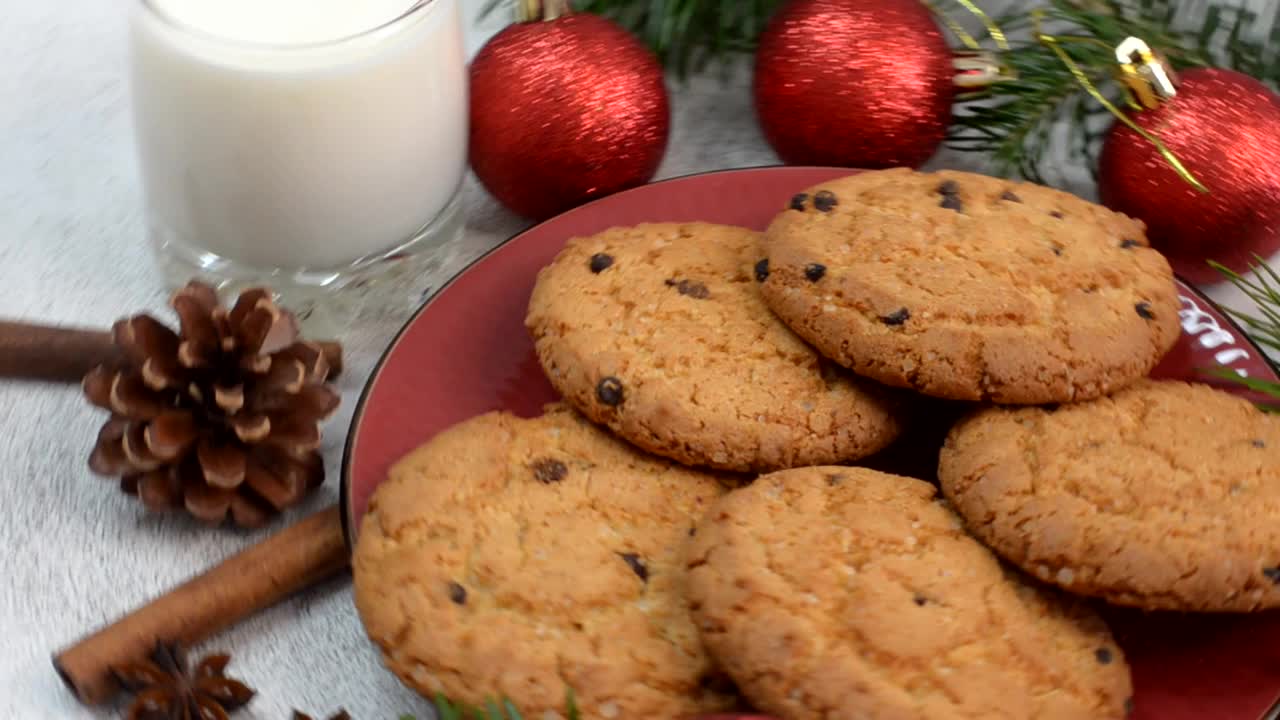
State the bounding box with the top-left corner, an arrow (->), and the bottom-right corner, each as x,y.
517,0 -> 571,22
1115,36 -> 1179,109
952,50 -> 1018,90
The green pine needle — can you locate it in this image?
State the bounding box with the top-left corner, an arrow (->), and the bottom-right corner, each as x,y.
564,688 -> 579,718
1211,258 -> 1280,344
1203,367 -> 1280,412
426,689 -> 580,720
433,694 -> 462,720
1210,258 -> 1280,408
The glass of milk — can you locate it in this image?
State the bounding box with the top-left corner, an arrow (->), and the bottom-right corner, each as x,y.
130,0 -> 468,329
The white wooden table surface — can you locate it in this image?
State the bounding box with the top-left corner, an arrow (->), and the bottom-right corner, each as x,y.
0,1 -> 1272,717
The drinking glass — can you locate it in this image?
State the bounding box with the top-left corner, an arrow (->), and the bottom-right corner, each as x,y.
130,0 -> 469,331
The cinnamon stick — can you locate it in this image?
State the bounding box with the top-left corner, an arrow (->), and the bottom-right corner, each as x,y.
53,506 -> 350,705
0,322 -> 124,382
0,320 -> 344,382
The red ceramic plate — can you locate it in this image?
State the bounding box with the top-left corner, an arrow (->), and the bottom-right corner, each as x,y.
343,166 -> 1280,720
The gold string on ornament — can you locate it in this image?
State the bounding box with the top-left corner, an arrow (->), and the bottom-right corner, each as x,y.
951,0 -> 1009,50
1031,11 -> 1207,193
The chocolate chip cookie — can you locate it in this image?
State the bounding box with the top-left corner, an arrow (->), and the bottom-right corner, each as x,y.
526,222 -> 904,472
761,169 -> 1181,404
940,379 -> 1280,611
353,405 -> 737,718
687,466 -> 1132,719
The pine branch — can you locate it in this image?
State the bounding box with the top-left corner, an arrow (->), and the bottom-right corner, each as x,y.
1213,259 -> 1280,354
949,0 -> 1278,182
1205,367 -> 1280,411
948,38 -> 1116,183
425,688 -> 580,720
479,0 -> 783,78
1210,258 -> 1280,409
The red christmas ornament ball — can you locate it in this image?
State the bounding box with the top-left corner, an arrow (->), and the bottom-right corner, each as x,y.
753,0 -> 955,169
1099,68 -> 1280,283
469,13 -> 670,221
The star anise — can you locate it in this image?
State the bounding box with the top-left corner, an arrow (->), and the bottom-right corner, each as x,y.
114,643 -> 254,720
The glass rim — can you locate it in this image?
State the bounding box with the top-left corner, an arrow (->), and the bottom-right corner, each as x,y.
137,0 -> 438,51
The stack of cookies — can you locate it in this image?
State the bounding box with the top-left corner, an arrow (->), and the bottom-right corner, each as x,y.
353,168 -> 1280,720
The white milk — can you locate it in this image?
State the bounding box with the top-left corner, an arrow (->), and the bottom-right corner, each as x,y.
130,0 -> 468,271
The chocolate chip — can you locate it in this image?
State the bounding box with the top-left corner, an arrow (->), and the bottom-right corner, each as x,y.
789,193 -> 809,211
1095,647 -> 1113,665
1000,190 -> 1021,202
1254,439 -> 1267,448
596,376 -> 624,406
698,671 -> 737,694
1263,567 -> 1280,584
618,552 -> 648,582
688,527 -> 697,537
530,458 -> 568,484
589,253 -> 614,273
913,595 -> 928,606
940,194 -> 963,212
804,263 -> 826,282
881,308 -> 910,326
1135,302 -> 1155,320
817,358 -> 843,386
447,581 -> 467,605
1050,210 -> 1064,219
666,278 -> 710,299
1120,239 -> 1141,249
813,190 -> 838,212
754,258 -> 769,282
937,180 -> 960,196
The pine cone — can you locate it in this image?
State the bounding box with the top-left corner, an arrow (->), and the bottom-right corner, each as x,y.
84,282 -> 341,528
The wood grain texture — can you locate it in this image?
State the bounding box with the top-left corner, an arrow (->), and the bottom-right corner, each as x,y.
0,321 -> 345,382
0,322 -> 121,383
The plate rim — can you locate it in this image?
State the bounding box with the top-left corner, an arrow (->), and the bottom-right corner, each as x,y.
337,164 -> 1278,550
